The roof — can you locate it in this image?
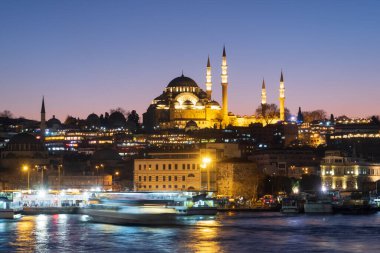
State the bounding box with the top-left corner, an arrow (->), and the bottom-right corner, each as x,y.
8,132 -> 40,145
167,75 -> 199,88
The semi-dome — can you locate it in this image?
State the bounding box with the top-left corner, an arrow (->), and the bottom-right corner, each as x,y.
196,101 -> 204,106
167,74 -> 198,88
207,100 -> 221,106
183,100 -> 193,106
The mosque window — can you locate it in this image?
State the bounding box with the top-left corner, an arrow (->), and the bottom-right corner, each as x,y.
182,176 -> 186,181
156,176 -> 158,181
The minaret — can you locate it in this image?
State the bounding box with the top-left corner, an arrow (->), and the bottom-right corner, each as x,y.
279,71 -> 285,121
206,56 -> 212,100
40,96 -> 46,141
221,46 -> 228,123
261,78 -> 267,105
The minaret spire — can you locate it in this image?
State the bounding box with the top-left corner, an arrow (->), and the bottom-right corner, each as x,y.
261,78 -> 267,105
279,70 -> 285,121
206,55 -> 212,100
40,96 -> 46,141
221,46 -> 229,126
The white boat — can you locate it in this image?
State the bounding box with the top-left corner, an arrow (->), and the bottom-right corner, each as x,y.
0,192 -> 22,219
168,193 -> 218,215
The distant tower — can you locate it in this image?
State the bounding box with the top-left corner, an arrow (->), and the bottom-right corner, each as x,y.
279,71 -> 285,121
206,56 -> 212,100
261,78 -> 267,105
221,46 -> 228,123
40,96 -> 46,141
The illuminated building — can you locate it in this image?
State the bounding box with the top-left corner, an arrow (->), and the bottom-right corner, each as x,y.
143,47 -> 285,131
321,150 -> 380,191
47,174 -> 113,191
134,149 -> 218,192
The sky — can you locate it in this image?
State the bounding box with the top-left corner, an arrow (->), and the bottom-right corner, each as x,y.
0,0 -> 379,121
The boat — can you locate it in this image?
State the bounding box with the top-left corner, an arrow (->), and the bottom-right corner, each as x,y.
168,193 -> 218,215
304,195 -> 333,214
83,195 -> 178,225
333,192 -> 377,214
0,192 -> 23,219
281,197 -> 303,213
83,191 -> 217,225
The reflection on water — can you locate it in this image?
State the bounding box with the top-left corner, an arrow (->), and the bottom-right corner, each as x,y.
1,213 -> 380,252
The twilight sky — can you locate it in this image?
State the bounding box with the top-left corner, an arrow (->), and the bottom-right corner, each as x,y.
1,0 -> 379,121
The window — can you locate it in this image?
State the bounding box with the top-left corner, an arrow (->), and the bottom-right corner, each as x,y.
192,164 -> 195,170
144,176 -> 146,181
149,185 -> 152,189
156,164 -> 159,170
139,165 -> 141,170
163,164 -> 166,170
188,174 -> 195,178
163,176 -> 166,181
138,176 -> 141,181
148,164 -> 151,170
149,176 -> 152,182
174,176 -> 177,181
182,185 -> 185,189
169,164 -> 172,170
163,185 -> 166,188
174,185 -> 178,189
169,185 -> 172,188
156,185 -> 158,189
156,176 -> 159,181
182,176 -> 186,181
175,164 -> 178,170
187,164 -> 190,170
143,165 -> 146,170
182,164 -> 186,170
168,176 -> 172,181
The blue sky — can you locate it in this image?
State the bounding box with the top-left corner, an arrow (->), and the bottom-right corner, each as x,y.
1,0 -> 379,120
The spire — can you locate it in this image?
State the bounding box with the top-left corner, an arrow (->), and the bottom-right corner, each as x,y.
280,70 -> 284,83
262,78 -> 266,89
207,55 -> 210,67
181,70 -> 184,77
223,45 -> 226,57
41,96 -> 45,114
261,78 -> 267,105
206,55 -> 212,100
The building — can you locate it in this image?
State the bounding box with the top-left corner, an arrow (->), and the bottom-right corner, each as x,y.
321,150 -> 380,191
134,149 -> 219,192
249,148 -> 320,176
143,47 -> 285,131
47,175 -> 113,191
216,158 -> 261,199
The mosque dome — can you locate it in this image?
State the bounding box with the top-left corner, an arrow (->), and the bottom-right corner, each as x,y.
167,74 -> 198,88
86,113 -> 100,128
47,115 -> 62,129
196,101 -> 204,106
207,100 -> 220,106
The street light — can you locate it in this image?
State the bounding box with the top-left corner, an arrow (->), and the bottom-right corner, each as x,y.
22,165 -> 30,191
201,156 -> 212,191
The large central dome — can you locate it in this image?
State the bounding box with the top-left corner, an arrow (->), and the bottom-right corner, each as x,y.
167,74 -> 198,88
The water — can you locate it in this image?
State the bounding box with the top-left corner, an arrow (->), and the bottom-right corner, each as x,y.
1,212 -> 380,252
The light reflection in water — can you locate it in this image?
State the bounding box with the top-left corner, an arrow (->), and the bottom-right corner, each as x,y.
190,219 -> 223,253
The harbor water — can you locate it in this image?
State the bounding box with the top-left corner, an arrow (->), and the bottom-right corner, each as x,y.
1,212 -> 380,252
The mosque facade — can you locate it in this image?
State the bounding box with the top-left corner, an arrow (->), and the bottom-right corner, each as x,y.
143,47 -> 286,131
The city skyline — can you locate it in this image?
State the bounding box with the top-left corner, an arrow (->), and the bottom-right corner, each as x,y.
1,1 -> 380,121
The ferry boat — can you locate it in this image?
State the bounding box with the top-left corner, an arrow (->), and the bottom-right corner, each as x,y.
83,191 -> 217,225
304,194 -> 333,214
0,192 -> 23,219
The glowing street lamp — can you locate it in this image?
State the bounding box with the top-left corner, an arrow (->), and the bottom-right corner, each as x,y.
201,156 -> 212,191
22,165 -> 30,190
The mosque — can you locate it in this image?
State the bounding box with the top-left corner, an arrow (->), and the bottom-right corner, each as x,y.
143,47 -> 286,131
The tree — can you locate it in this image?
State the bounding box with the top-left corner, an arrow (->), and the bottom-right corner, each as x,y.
126,110 -> 140,132
110,107 -> 130,118
0,110 -> 13,118
64,116 -> 78,128
255,103 -> 279,125
303,110 -> 327,123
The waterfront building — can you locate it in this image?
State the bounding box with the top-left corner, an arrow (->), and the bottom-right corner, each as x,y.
321,150 -> 380,191
143,47 -> 285,131
134,149 -> 219,192
249,148 -> 320,176
47,174 -> 113,191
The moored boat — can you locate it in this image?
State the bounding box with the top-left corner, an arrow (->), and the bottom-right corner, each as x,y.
0,192 -> 22,219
